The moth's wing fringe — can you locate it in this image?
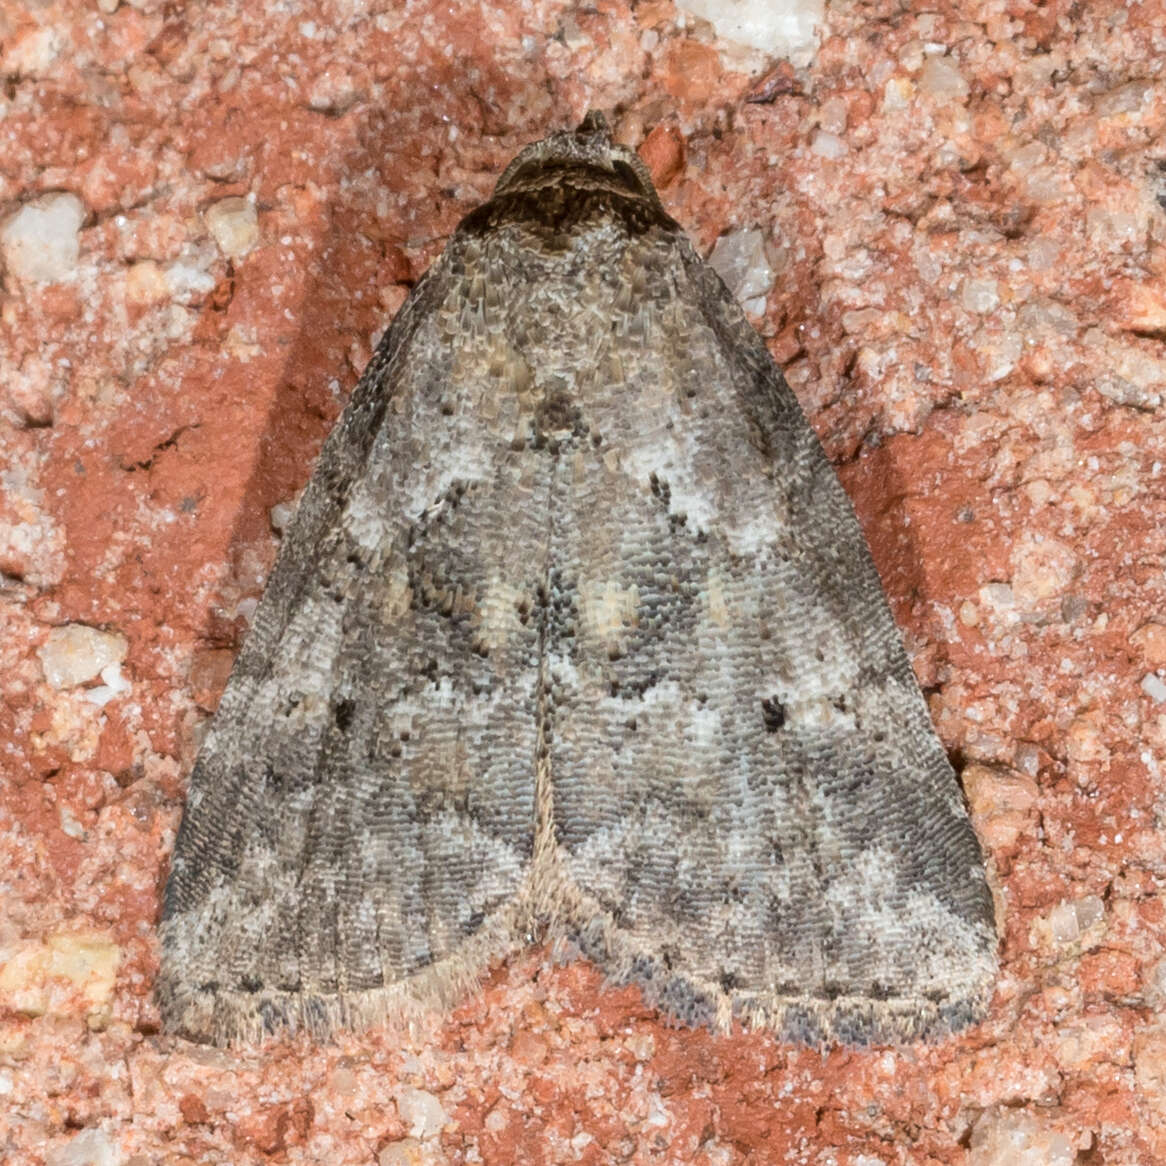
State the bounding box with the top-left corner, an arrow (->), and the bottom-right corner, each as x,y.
162,875 -> 995,1047
547,892 -> 996,1047
159,912 -> 523,1047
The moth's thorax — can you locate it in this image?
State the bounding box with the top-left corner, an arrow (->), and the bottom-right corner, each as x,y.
457,128 -> 673,285
493,123 -> 661,210
447,210 -> 680,395
481,212 -> 662,291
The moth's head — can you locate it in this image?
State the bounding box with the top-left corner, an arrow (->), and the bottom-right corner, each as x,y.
493,112 -> 664,211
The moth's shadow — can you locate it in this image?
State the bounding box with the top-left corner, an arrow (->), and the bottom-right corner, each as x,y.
198,110 -> 500,655
834,427 -> 965,706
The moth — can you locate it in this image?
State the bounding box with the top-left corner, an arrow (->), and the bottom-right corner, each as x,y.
158,113 -> 997,1046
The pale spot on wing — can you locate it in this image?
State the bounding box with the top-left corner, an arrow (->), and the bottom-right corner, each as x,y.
477,578 -> 527,655
704,568 -> 731,627
580,579 -> 640,654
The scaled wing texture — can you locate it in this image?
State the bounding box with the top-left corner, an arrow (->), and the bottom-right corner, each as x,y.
158,114 -> 997,1046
